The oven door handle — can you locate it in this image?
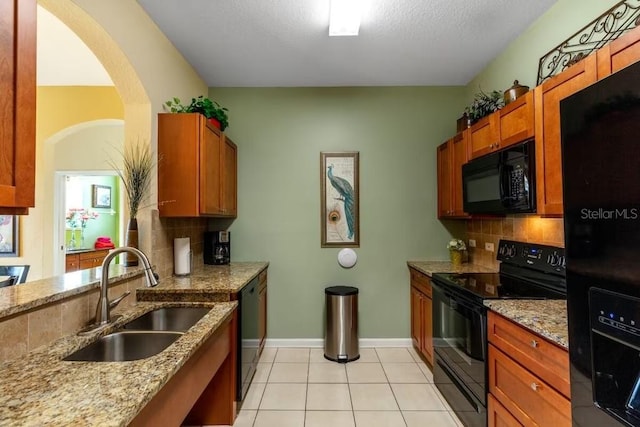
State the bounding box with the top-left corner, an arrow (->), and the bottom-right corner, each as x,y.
443,290 -> 483,315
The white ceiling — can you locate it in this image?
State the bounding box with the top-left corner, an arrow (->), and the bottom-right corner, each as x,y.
137,0 -> 558,87
36,1 -> 558,87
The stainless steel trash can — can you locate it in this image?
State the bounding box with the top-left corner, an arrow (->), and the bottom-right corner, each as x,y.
324,286 -> 359,362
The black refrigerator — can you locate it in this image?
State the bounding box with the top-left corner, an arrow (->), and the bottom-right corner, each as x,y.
561,59 -> 640,426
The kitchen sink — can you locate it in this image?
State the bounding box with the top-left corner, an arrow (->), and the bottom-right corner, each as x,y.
122,307 -> 211,332
63,331 -> 183,362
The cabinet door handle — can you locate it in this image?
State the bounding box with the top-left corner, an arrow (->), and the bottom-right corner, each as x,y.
495,143 -> 500,148
530,339 -> 539,348
530,382 -> 539,392
489,143 -> 494,148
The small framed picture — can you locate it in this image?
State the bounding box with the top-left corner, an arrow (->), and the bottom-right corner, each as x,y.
92,185 -> 112,208
0,215 -> 18,257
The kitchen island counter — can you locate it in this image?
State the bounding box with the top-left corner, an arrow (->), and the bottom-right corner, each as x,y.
0,264 -> 145,320
136,262 -> 269,302
484,299 -> 568,348
0,301 -> 236,426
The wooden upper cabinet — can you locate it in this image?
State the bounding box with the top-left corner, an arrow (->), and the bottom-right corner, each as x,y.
450,131 -> 468,216
498,91 -> 535,148
198,119 -> 222,215
221,135 -> 237,217
0,0 -> 36,213
437,141 -> 452,218
597,25 -> 640,79
158,113 -> 237,217
534,54 -> 597,217
468,91 -> 534,161
437,131 -> 469,219
468,114 -> 499,159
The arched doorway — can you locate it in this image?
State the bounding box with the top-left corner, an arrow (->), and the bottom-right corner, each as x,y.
34,0 -> 149,279
32,0 -> 207,279
46,119 -> 125,275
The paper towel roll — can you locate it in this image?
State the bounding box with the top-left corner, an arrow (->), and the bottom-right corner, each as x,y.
174,237 -> 191,276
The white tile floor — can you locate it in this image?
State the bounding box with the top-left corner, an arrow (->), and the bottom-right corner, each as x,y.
210,346 -> 464,427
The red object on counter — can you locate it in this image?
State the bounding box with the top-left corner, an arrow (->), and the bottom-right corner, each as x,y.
94,236 -> 115,249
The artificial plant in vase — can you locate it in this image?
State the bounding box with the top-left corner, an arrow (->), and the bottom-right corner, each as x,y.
110,142 -> 154,266
447,238 -> 467,267
464,89 -> 504,124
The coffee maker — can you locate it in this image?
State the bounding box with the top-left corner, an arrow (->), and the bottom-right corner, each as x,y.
204,231 -> 230,265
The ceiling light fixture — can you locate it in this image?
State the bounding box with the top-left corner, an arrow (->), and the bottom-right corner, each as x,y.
329,0 -> 362,37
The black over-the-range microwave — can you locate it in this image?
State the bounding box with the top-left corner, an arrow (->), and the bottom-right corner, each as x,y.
461,139 -> 536,214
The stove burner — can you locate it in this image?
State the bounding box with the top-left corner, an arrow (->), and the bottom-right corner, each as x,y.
432,240 -> 567,302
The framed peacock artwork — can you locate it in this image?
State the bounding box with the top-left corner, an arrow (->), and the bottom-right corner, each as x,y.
320,151 -> 360,248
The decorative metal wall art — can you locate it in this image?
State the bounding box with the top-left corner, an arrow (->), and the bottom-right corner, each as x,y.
537,0 -> 640,85
321,152 -> 359,248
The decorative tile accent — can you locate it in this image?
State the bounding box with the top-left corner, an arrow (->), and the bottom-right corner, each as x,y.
466,215 -> 565,269
0,315 -> 27,361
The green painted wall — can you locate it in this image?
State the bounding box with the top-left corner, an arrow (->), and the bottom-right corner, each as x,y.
65,175 -> 120,250
210,87 -> 466,339
465,0 -> 620,101
209,0 -> 626,339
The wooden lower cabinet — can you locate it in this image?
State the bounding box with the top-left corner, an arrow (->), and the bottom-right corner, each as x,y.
65,249 -> 109,272
258,268 -> 268,355
487,311 -> 571,427
488,394 -> 522,427
131,311 -> 237,426
409,268 -> 433,365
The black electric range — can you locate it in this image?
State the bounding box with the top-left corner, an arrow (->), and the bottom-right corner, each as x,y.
431,239 -> 567,427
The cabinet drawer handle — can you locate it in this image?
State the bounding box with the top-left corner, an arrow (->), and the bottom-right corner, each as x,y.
530,339 -> 539,348
531,382 -> 539,392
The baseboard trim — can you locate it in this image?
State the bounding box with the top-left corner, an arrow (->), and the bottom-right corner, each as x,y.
264,338 -> 412,348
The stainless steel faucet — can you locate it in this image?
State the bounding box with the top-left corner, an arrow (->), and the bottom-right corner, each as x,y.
94,246 -> 159,326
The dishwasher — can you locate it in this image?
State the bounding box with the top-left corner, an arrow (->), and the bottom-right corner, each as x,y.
237,277 -> 259,401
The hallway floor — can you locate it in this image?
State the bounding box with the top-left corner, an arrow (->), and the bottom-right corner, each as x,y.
221,347 -> 463,427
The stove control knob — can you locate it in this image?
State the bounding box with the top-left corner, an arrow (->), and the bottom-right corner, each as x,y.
548,251 -> 561,267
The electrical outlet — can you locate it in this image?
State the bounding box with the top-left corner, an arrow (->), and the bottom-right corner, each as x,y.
469,239 -> 476,248
485,242 -> 495,252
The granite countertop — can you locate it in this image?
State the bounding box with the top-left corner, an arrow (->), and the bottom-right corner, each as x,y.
485,299 -> 568,348
407,261 -> 497,277
137,262 -> 269,301
0,265 -> 145,320
0,300 -> 237,426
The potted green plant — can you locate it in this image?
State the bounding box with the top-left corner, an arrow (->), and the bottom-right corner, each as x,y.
465,89 -> 504,125
164,95 -> 229,131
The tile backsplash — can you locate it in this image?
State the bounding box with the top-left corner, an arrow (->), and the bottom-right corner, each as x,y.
466,215 -> 564,269
150,210 -> 208,279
